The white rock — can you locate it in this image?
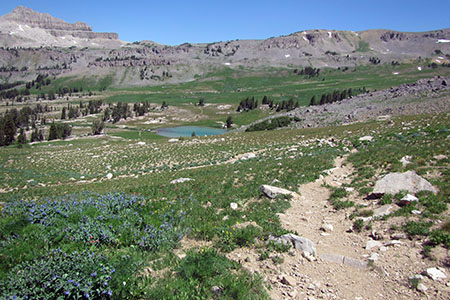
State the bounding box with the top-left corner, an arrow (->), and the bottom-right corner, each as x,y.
425,267 -> 447,281
366,240 -> 382,250
409,274 -> 424,281
137,141 -> 146,145
260,185 -> 296,199
417,283 -> 427,293
399,194 -> 419,206
230,202 -> 238,210
400,155 -> 412,166
345,187 -> 355,192
106,173 -> 113,179
384,240 -> 403,247
369,253 -> 379,261
373,204 -> 393,218
270,234 -> 316,257
412,210 -> 422,215
373,170 -> 438,194
240,153 -> 256,160
433,154 -> 447,160
320,223 -> 334,232
170,178 -> 193,184
359,135 -> 373,142
168,138 -> 179,143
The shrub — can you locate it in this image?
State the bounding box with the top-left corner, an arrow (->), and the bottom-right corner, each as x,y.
429,230 -> 450,247
0,249 -> 114,299
177,248 -> 236,281
403,221 -> 432,236
246,116 -> 293,132
92,119 -> 105,135
353,219 -> 364,232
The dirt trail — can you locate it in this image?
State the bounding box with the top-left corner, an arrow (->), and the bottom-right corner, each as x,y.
226,155 -> 439,300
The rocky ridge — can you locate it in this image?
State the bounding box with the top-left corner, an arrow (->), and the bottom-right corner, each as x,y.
1,6 -> 93,31
0,6 -> 121,48
0,6 -> 449,87
240,76 -> 450,131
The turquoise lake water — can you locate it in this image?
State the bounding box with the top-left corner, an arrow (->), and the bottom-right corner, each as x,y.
155,126 -> 227,138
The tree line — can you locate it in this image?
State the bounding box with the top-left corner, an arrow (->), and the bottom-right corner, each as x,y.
308,87 -> 365,106
293,67 -> 321,78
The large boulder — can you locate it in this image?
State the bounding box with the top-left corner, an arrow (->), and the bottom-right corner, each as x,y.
373,170 -> 438,195
261,185 -> 296,199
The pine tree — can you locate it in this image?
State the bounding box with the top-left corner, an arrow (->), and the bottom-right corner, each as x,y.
61,107 -> 66,119
17,128 -> 26,145
48,122 -> 57,141
226,116 -> 233,129
3,114 -> 16,146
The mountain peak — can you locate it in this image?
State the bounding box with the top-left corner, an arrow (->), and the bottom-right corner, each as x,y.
2,5 -> 92,32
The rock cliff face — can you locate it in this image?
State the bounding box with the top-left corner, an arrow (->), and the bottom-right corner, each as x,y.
0,6 -> 121,47
0,6 -> 449,87
1,6 -> 92,31
48,30 -> 118,40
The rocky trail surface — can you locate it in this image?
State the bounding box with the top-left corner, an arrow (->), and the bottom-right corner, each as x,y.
225,155 -> 450,299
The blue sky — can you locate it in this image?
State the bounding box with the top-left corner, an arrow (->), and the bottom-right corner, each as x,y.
1,0 -> 449,45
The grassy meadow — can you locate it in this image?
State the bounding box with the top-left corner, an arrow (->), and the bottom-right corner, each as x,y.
0,61 -> 449,299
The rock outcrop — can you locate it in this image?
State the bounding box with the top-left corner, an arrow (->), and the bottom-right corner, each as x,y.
0,6 -> 121,48
1,6 -> 92,31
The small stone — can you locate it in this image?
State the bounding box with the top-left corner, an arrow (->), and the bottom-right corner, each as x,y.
433,154 -> 447,160
106,173 -> 113,179
417,283 -> 427,293
370,230 -> 383,240
391,233 -> 408,240
400,155 -> 412,166
411,210 -> 422,215
409,274 -> 424,281
320,223 -> 334,232
170,178 -> 193,184
281,275 -> 296,286
384,240 -> 403,247
211,286 -> 222,296
303,252 -> 316,261
288,290 -> 298,298
398,194 -> 419,206
369,253 -> 379,262
359,136 -> 374,142
343,257 -> 368,269
366,240 -> 382,250
240,153 -> 256,160
373,205 -> 393,218
424,267 -> 447,281
168,138 -> 179,143
260,185 -> 296,199
345,187 -> 355,192
230,202 -> 238,210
